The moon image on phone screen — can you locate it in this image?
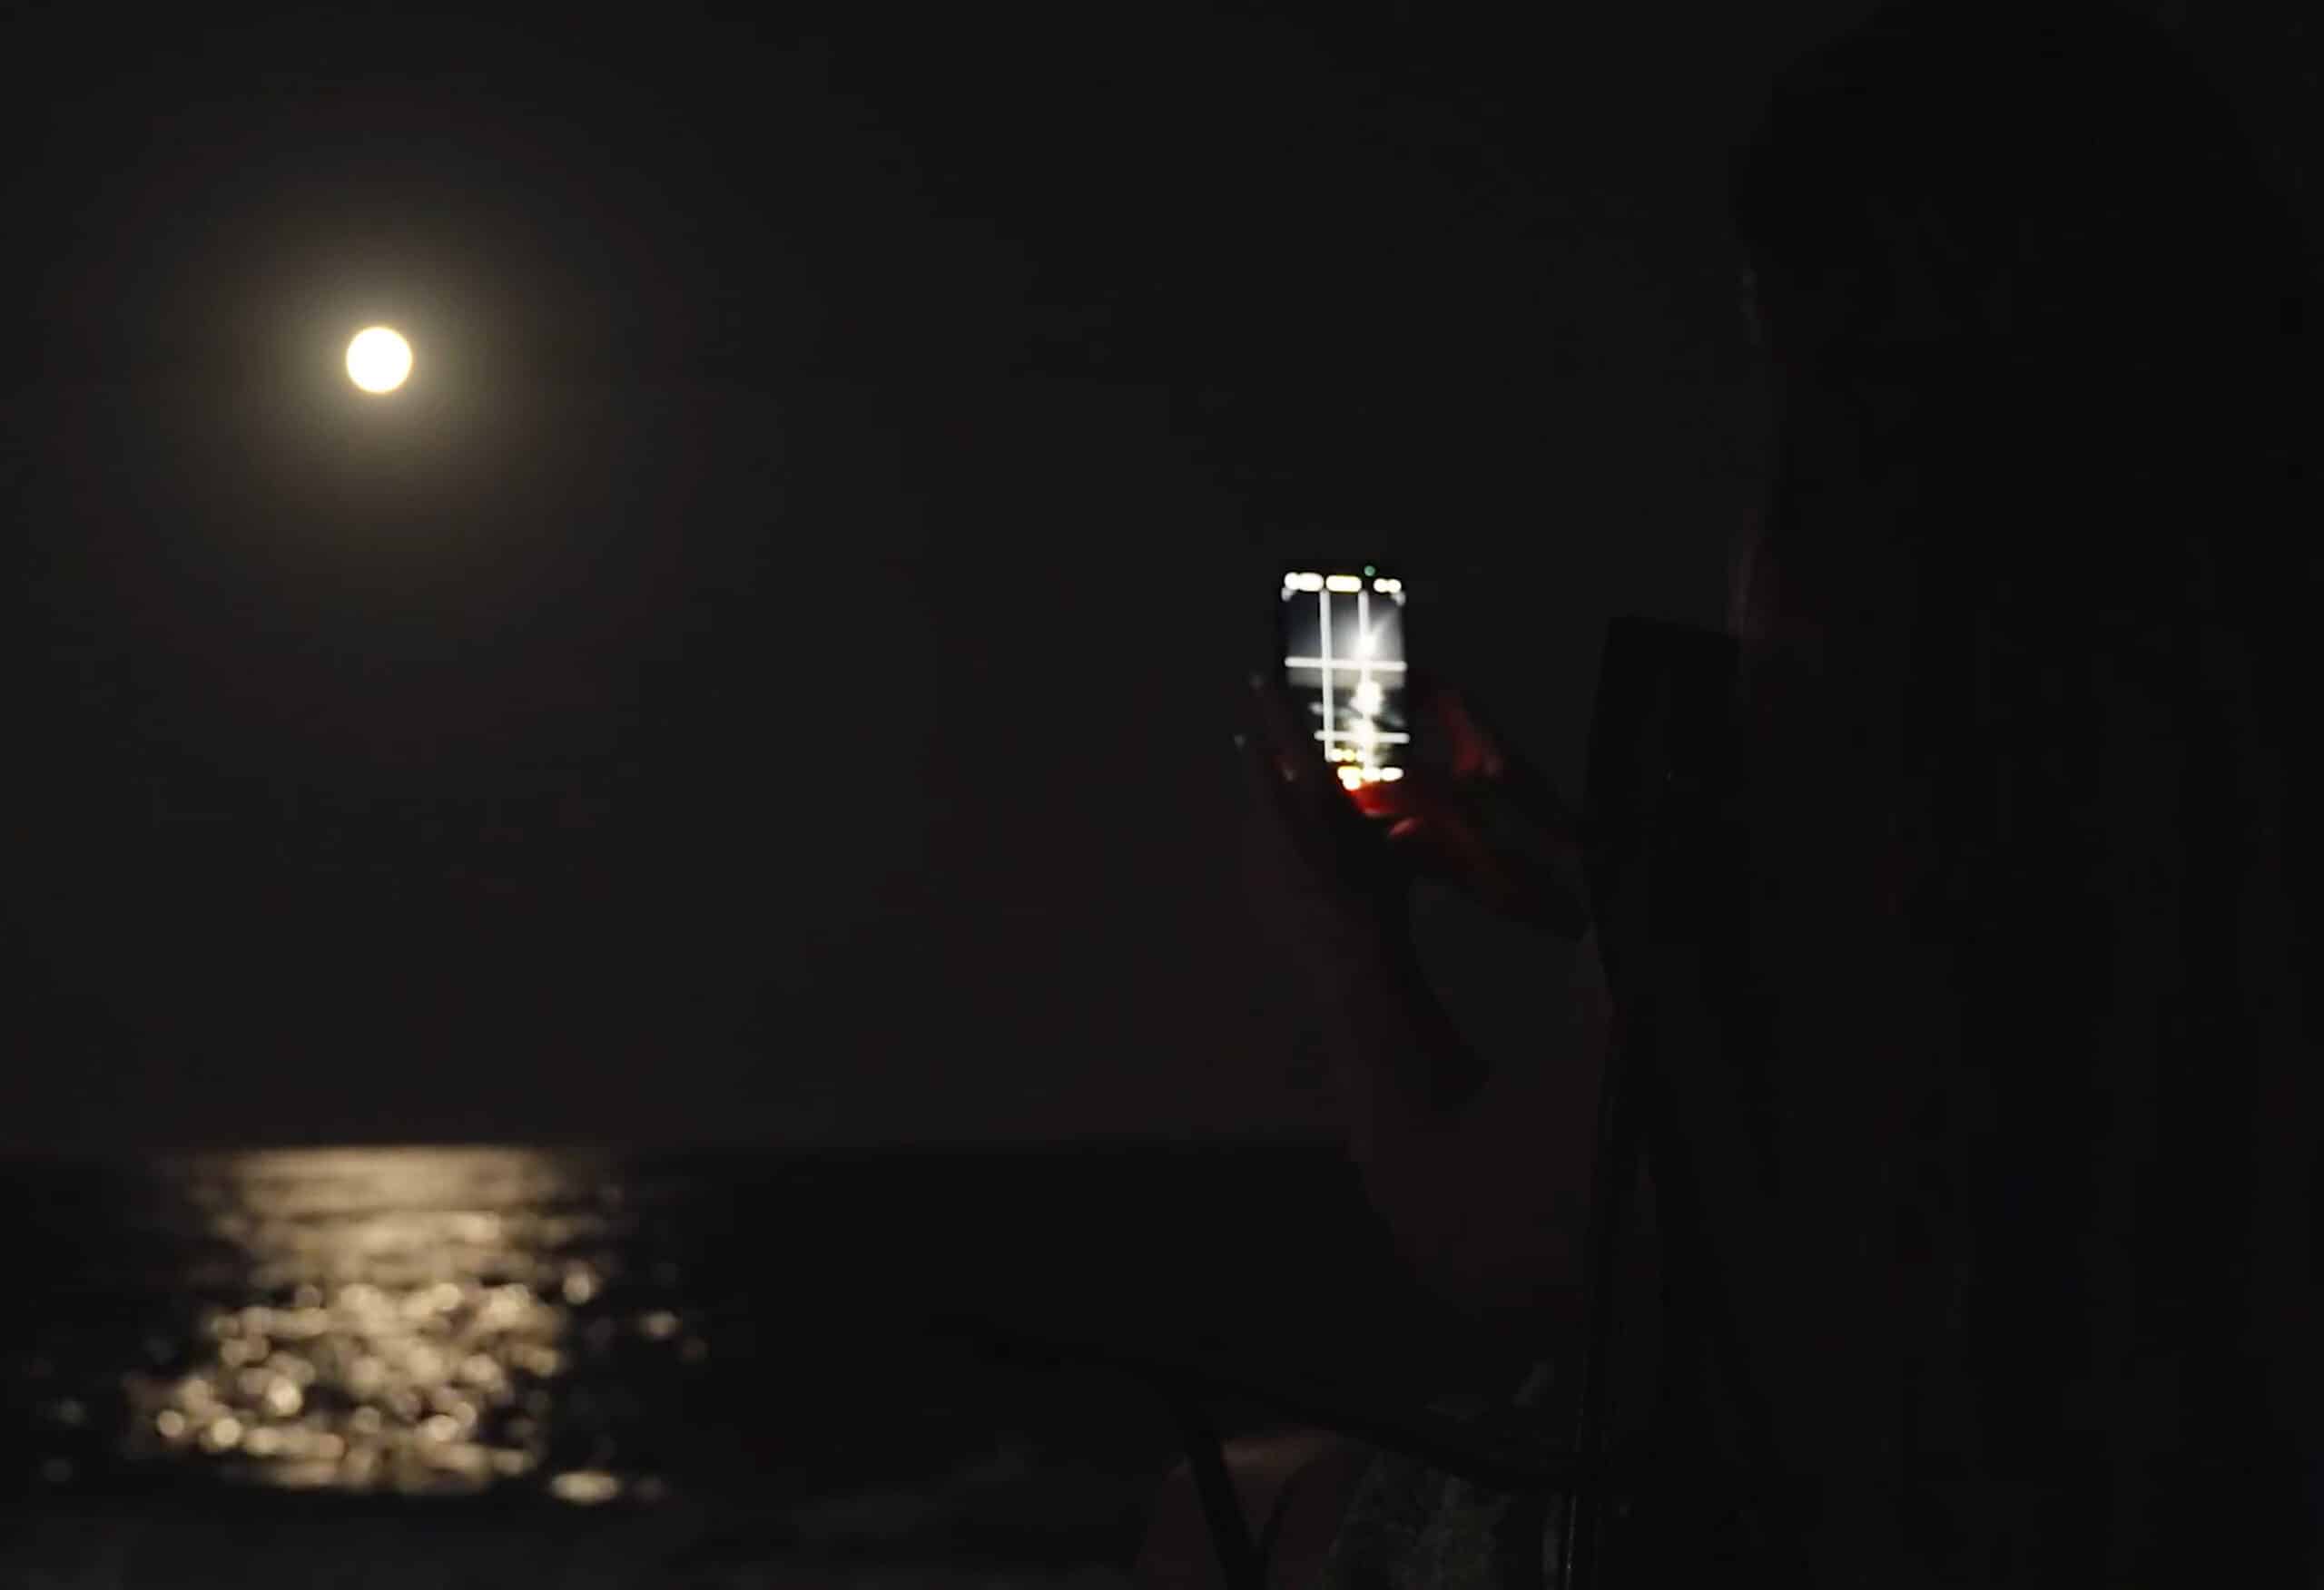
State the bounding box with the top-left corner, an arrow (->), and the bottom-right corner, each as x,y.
1280,568 -> 1409,795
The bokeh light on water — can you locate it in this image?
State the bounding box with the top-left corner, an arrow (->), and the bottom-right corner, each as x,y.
5,1138 -> 1416,1580
94,1147 -> 681,1503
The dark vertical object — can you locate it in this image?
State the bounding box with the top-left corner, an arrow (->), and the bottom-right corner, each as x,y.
1160,1377 -> 1269,1590
1569,617 -> 1766,1587
1556,990 -> 1638,1590
1561,620 -> 1662,1590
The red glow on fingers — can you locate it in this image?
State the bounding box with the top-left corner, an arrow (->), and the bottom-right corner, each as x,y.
1437,697 -> 1504,780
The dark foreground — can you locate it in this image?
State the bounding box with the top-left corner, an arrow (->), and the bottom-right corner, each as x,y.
0,1137 -> 1522,1584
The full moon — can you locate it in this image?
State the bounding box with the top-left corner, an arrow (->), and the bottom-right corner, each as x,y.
346,327 -> 413,394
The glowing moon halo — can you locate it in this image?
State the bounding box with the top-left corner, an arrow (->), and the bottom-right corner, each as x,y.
346,327 -> 413,394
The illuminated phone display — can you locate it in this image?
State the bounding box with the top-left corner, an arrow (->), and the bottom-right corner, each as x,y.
1279,566 -> 1409,792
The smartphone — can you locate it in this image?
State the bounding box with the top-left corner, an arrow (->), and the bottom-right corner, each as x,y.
1277,564 -> 1411,809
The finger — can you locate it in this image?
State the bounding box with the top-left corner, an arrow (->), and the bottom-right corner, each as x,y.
1361,764 -> 1497,844
1418,674 -> 1510,761
1246,672 -> 1376,836
1247,673 -> 1408,891
1240,681 -> 1371,882
1345,778 -> 1423,822
1440,693 -> 1510,781
1406,677 -> 1501,781
1401,666 -> 1504,781
1246,669 -> 1324,771
1394,666 -> 1470,779
1383,755 -> 1591,918
1243,672 -> 1331,803
1430,683 -> 1581,837
1235,718 -> 1337,885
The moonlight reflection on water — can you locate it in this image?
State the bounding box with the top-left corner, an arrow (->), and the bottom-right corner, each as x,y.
7,1137 -> 1448,1581
113,1146 -> 661,1502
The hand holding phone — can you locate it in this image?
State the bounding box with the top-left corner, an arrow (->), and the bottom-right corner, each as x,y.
1269,564 -> 1589,938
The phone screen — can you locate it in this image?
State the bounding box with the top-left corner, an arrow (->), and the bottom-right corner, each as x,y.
1278,565 -> 1410,800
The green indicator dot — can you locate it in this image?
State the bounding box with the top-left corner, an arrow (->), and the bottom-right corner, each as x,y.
1363,564 -> 1375,576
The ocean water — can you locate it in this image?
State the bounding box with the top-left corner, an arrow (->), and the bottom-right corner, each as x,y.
0,1139 -> 1508,1585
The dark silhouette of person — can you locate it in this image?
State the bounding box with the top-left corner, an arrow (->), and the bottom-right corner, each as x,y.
1198,1 -> 2323,1585
1684,3 -> 2323,1581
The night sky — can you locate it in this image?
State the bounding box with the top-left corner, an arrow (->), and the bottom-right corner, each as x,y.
0,0 -> 1966,1152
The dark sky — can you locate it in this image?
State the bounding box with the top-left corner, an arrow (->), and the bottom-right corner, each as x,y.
22,0 -> 2283,1153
